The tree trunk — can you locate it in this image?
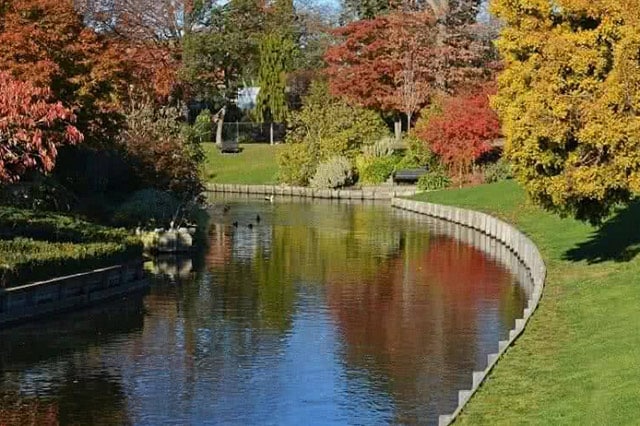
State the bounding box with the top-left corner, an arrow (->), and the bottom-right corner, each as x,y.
270,122 -> 274,145
394,118 -> 402,140
407,112 -> 412,134
215,107 -> 226,148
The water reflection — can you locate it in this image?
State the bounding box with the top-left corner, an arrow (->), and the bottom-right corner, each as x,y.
0,197 -> 530,425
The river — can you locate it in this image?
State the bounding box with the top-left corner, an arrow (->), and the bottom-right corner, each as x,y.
0,197 -> 531,425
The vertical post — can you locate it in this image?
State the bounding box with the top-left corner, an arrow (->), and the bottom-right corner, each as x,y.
270,122 -> 274,145
394,119 -> 402,140
236,120 -> 239,143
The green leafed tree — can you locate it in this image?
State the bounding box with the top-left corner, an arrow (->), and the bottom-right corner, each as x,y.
492,0 -> 640,223
255,0 -> 298,123
180,0 -> 266,104
255,33 -> 296,123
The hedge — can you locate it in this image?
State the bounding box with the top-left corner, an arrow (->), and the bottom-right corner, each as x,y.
0,207 -> 131,243
0,207 -> 143,288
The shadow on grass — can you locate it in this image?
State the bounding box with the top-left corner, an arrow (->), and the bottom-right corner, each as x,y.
564,200 -> 640,263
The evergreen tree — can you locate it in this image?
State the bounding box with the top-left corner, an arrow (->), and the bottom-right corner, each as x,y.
255,0 -> 297,123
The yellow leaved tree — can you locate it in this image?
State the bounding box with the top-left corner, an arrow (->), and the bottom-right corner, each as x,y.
492,0 -> 640,222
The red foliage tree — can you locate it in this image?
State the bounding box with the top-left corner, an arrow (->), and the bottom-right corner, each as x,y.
324,11 -> 437,116
0,72 -> 82,182
416,87 -> 500,183
325,8 -> 491,126
0,0 -> 127,147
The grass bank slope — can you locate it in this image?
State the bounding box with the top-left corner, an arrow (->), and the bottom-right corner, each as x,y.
204,143 -> 283,185
412,181 -> 640,424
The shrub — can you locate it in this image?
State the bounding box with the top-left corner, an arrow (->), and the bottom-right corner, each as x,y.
277,143 -> 318,186
362,137 -> 396,158
310,156 -> 354,189
417,169 -> 451,191
0,176 -> 78,212
0,238 -> 141,288
119,101 -> 204,197
279,82 -> 388,185
0,207 -> 143,287
193,109 -> 212,143
356,155 -> 398,185
402,134 -> 436,167
0,207 -> 132,244
483,158 -> 512,183
112,189 -> 182,228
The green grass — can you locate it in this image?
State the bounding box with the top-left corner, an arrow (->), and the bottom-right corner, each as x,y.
204,143 -> 283,184
411,181 -> 640,424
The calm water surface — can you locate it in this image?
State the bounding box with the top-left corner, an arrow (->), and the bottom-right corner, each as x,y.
0,198 -> 530,425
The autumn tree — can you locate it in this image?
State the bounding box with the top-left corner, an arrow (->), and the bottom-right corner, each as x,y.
0,73 -> 82,183
415,87 -> 499,185
0,0 -> 126,147
118,99 -> 204,197
492,0 -> 640,222
325,11 -> 437,119
75,0 -> 186,41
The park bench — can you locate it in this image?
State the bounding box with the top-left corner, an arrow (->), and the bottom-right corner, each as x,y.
393,167 -> 429,184
219,138 -> 241,154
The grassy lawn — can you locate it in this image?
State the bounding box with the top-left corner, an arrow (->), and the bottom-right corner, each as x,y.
412,181 -> 640,424
204,143 -> 283,184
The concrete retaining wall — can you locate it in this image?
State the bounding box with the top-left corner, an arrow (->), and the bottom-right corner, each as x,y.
391,198 -> 546,426
0,262 -> 148,327
206,183 -> 417,200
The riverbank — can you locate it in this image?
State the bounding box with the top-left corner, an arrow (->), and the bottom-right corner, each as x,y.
411,181 -> 640,424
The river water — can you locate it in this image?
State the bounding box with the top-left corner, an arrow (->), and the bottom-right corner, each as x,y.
0,197 -> 531,425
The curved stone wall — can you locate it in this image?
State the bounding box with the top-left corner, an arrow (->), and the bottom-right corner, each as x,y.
391,198 -> 546,426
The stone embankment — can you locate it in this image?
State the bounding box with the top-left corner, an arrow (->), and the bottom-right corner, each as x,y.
206,183 -> 417,200
0,262 -> 148,326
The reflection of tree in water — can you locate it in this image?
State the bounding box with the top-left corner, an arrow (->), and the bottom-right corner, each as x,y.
0,394 -> 58,425
326,235 -> 526,423
56,372 -> 129,425
0,199 -> 527,425
204,202 -> 414,336
0,294 -> 145,369
0,296 -> 144,425
0,354 -> 130,425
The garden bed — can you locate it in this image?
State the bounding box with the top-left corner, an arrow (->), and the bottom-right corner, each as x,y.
0,207 -> 142,288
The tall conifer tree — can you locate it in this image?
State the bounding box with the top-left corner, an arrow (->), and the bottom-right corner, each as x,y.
255,0 -> 297,123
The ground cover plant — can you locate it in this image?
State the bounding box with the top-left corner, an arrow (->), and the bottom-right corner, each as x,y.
0,207 -> 142,287
411,181 -> 640,424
